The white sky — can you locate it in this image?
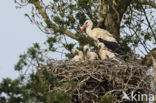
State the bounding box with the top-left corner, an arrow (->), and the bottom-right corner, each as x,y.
0,0 -> 47,81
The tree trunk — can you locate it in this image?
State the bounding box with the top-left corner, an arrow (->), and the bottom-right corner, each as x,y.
104,13 -> 120,40
98,0 -> 132,41
152,56 -> 156,83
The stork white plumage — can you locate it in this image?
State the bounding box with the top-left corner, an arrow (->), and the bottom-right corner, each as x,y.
72,49 -> 84,61
97,43 -> 115,60
79,20 -> 117,42
83,45 -> 98,60
80,20 -> 125,55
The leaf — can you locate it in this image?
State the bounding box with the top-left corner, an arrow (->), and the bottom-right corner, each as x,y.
100,94 -> 113,103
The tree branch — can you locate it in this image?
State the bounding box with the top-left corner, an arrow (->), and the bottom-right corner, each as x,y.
31,1 -> 78,40
133,0 -> 156,8
97,0 -> 106,27
141,6 -> 156,42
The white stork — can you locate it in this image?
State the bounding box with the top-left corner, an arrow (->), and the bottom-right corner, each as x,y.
83,45 -> 98,60
72,49 -> 84,61
79,20 -> 117,42
79,20 -> 124,55
97,43 -> 115,60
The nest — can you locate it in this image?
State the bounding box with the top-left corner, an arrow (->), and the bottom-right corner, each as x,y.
44,59 -> 152,103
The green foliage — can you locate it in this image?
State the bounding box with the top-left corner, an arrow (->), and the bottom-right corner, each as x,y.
42,69 -> 59,84
100,94 -> 113,103
54,16 -> 64,25
76,12 -> 87,25
63,43 -> 75,52
118,0 -> 121,2
65,53 -> 75,59
0,69 -> 72,103
27,47 -> 37,59
15,54 -> 27,71
133,3 -> 142,11
78,35 -> 94,46
63,43 -> 76,59
66,81 -> 78,88
46,36 -> 57,51
144,33 -> 152,41
45,91 -> 72,103
0,78 -> 26,103
27,43 -> 42,60
28,0 -> 38,3
14,43 -> 44,71
78,0 -> 90,8
54,0 -> 59,2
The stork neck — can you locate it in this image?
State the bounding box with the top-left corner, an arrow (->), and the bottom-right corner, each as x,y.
102,46 -> 108,50
85,49 -> 89,56
86,26 -> 93,37
79,51 -> 83,57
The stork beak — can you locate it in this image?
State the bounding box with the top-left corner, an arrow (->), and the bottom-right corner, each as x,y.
79,25 -> 87,34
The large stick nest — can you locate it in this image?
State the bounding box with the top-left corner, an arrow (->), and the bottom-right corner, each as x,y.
44,59 -> 152,103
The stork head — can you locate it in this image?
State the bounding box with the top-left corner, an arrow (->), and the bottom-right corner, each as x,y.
79,20 -> 93,34
83,45 -> 89,55
94,40 -> 100,47
73,49 -> 79,55
98,43 -> 105,49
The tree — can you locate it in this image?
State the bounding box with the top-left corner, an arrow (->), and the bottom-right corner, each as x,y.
15,0 -> 156,65
0,0 -> 156,102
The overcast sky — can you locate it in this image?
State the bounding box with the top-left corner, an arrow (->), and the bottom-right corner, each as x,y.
0,0 -> 47,81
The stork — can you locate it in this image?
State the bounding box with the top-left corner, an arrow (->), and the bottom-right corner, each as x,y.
97,43 -> 115,60
79,20 -> 124,55
72,49 -> 84,61
98,38 -> 125,55
79,20 -> 117,42
83,45 -> 98,60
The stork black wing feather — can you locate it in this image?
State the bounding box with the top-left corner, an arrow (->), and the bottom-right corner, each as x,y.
98,38 -> 125,55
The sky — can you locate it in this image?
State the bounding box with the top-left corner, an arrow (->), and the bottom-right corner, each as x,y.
0,0 -> 47,81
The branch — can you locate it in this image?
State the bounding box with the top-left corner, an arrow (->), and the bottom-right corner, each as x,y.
133,0 -> 156,8
30,1 -> 78,40
141,6 -> 156,42
97,0 -> 106,27
111,5 -> 120,24
142,48 -> 156,67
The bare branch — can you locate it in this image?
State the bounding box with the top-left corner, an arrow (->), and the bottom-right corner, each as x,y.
31,1 -> 78,40
141,5 -> 156,42
133,0 -> 156,8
